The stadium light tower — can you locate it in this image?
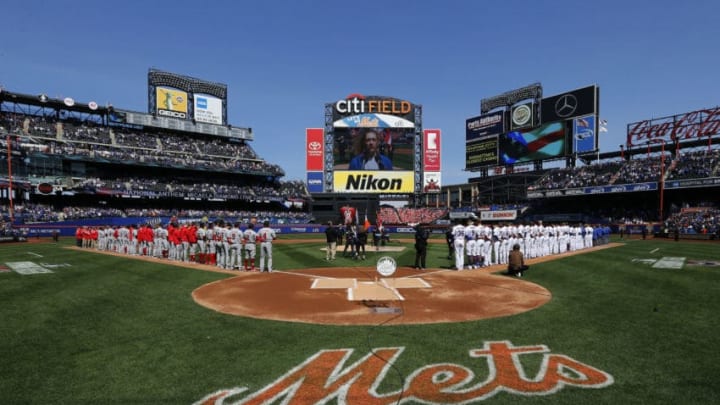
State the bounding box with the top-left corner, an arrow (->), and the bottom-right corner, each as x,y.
647,139 -> 666,221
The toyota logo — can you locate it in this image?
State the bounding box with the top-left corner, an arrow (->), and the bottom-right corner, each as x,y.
554,94 -> 578,118
308,141 -> 322,151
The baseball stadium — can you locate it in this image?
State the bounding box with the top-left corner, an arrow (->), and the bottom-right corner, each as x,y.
2,75 -> 720,405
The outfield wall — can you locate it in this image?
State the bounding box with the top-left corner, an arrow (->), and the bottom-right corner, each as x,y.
14,218 -> 420,238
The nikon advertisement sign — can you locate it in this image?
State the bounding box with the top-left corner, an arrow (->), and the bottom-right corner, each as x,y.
333,171 -> 414,193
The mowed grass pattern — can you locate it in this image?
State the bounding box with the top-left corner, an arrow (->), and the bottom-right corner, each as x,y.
1,236 -> 719,404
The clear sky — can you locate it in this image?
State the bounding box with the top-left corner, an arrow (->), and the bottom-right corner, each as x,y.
1,0 -> 718,185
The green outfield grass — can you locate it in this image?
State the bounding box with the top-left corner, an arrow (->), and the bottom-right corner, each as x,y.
1,237 -> 719,404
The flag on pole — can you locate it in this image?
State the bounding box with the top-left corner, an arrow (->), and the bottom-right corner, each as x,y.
364,213 -> 371,230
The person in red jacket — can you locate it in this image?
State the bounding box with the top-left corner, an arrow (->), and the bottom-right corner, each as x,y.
167,223 -> 179,260
75,227 -> 83,247
187,222 -> 198,262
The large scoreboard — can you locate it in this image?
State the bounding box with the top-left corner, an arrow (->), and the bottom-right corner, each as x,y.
147,69 -> 228,126
466,84 -> 600,170
307,94 -> 440,195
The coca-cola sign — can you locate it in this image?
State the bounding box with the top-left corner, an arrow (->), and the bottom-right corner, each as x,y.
627,107 -> 720,146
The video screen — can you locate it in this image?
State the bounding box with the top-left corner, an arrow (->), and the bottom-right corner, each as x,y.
333,127 -> 415,171
466,136 -> 499,169
499,122 -> 567,164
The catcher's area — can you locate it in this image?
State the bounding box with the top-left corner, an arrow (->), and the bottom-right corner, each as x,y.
69,241 -> 621,325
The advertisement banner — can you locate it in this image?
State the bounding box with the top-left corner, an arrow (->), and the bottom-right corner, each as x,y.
155,87 -> 188,119
423,172 -> 441,193
541,85 -> 597,123
332,94 -> 415,127
480,210 -> 518,221
423,129 -> 441,172
306,171 -> 324,193
193,94 -> 223,125
626,106 -> 720,146
510,102 -> 535,131
573,115 -> 597,153
333,171 -> 414,193
466,136 -> 499,169
466,111 -> 505,142
306,128 -> 324,171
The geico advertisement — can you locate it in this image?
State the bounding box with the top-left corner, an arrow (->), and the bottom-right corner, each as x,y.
156,87 -> 188,118
333,171 -> 414,193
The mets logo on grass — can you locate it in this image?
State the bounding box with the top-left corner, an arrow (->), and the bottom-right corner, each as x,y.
196,340 -> 614,404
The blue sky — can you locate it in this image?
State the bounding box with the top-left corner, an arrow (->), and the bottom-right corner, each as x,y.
1,0 -> 718,185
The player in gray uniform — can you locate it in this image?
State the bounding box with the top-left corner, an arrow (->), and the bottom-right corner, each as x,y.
257,221 -> 278,272
228,223 -> 243,270
242,223 -> 258,271
195,223 -> 207,264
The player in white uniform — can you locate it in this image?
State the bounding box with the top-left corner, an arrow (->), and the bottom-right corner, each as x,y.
452,221 -> 466,270
195,223 -> 207,264
464,221 -> 477,269
584,224 -> 594,248
257,221 -> 278,272
228,223 -> 243,270
242,223 -> 258,271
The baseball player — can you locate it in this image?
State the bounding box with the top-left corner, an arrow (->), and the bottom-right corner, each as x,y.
452,220 -> 466,270
242,222 -> 258,271
257,221 -> 277,272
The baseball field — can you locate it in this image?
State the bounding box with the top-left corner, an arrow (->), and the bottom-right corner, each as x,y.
1,234 -> 719,404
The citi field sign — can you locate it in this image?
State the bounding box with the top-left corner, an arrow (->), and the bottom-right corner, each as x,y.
196,341 -> 614,404
332,94 -> 416,128
335,94 -> 413,116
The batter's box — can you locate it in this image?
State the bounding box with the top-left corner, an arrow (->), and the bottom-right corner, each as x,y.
348,282 -> 404,301
381,277 -> 431,289
311,278 -> 357,289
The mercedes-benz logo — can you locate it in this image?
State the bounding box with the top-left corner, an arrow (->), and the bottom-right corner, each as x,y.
554,94 -> 578,118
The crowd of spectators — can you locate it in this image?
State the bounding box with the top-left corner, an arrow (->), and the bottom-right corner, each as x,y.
60,176 -> 310,202
530,162 -> 624,190
1,203 -> 313,224
666,149 -> 720,180
2,111 -> 284,176
614,155 -> 670,184
376,206 -> 447,225
528,151 -> 717,191
664,207 -> 720,236
377,207 -> 401,224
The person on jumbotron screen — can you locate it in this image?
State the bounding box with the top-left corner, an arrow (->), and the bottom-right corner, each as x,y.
348,129 -> 393,170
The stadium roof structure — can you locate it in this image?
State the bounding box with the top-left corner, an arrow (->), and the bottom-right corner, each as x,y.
148,68 -> 227,99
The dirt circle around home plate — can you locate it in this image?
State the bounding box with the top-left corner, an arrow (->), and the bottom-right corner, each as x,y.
192,242 -> 622,325
192,265 -> 552,326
